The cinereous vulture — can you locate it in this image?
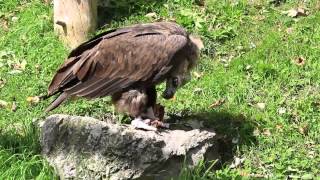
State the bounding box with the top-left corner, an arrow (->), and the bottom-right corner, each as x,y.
46,22 -> 204,131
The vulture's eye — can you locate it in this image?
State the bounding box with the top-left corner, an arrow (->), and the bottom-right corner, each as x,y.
172,77 -> 179,87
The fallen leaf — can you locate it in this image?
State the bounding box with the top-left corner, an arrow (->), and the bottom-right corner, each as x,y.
239,170 -> 249,177
276,124 -> 283,131
317,2 -> 320,11
253,128 -> 260,136
298,124 -> 308,135
0,78 -> 6,88
27,96 -> 40,104
35,64 -> 41,70
262,129 -> 271,136
256,103 -> 266,110
307,151 -> 315,158
41,15 -> 50,21
278,107 -> 286,115
8,69 -> 22,74
208,99 -> 225,108
11,100 -> 17,112
193,71 -> 203,79
301,174 -> 314,180
249,42 -> 256,49
245,65 -> 252,71
13,59 -> 27,70
0,18 -> 9,31
253,15 -> 265,21
0,50 -> 15,63
145,12 -> 157,18
230,157 -> 245,168
286,27 -> 294,34
293,57 -> 305,66
283,7 -> 308,18
11,16 -> 19,22
305,141 -> 316,149
0,100 -> 9,108
193,87 -> 203,94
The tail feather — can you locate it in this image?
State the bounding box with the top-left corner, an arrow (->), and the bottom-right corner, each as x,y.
45,92 -> 68,112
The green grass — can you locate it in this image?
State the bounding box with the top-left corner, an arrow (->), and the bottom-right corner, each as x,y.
1,0 -> 320,179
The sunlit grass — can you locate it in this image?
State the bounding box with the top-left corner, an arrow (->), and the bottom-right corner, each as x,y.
0,0 -> 319,178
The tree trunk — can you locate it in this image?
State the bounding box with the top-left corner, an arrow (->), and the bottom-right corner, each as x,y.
54,0 -> 97,48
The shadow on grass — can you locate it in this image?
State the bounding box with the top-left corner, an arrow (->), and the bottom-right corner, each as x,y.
97,0 -> 166,27
0,123 -> 40,154
0,122 -> 56,179
167,110 -> 257,170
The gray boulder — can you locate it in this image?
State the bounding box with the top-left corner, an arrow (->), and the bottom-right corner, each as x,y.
40,114 -> 219,180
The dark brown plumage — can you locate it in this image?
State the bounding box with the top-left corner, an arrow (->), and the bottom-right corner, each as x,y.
46,22 -> 203,129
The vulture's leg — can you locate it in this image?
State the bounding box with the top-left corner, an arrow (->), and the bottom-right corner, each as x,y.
142,86 -> 169,129
142,107 -> 157,119
112,89 -> 159,131
142,107 -> 169,128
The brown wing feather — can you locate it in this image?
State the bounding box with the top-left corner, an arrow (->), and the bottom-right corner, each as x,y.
46,22 -> 189,111
65,33 -> 188,98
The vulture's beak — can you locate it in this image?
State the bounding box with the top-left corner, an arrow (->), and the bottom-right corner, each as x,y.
162,88 -> 176,99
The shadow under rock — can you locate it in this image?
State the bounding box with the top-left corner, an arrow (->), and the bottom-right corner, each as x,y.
166,109 -> 258,169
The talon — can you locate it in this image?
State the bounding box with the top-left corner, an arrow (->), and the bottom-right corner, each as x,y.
151,120 -> 170,129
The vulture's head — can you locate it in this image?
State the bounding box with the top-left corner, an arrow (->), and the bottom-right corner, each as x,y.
162,35 -> 204,99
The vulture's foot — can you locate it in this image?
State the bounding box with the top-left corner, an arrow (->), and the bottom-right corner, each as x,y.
131,117 -> 157,131
150,120 -> 170,129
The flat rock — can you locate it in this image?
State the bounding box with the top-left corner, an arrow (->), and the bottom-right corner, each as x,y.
39,114 -> 219,180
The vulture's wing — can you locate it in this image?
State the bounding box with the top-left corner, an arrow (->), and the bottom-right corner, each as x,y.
46,23 -> 188,111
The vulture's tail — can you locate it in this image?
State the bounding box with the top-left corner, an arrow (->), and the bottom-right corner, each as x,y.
45,92 -> 68,112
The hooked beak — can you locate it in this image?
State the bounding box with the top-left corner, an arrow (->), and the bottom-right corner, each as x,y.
162,88 -> 176,99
